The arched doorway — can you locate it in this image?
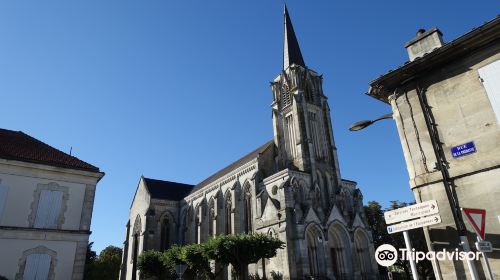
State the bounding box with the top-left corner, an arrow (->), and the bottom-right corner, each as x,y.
305,224 -> 326,278
328,223 -> 352,279
354,229 -> 372,280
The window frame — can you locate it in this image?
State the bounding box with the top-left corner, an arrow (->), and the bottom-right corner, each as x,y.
28,183 -> 69,230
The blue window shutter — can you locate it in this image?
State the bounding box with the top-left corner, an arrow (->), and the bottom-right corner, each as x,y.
34,191 -> 51,228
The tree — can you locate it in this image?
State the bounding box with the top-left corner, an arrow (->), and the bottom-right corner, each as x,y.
206,233 -> 285,280
137,250 -> 173,280
137,233 -> 285,280
85,245 -> 123,280
180,243 -> 216,280
84,242 -> 98,279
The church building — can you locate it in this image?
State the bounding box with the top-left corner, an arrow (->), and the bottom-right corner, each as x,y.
121,6 -> 378,280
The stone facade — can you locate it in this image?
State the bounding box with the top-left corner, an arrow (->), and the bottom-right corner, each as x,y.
368,17 -> 500,279
121,7 -> 378,280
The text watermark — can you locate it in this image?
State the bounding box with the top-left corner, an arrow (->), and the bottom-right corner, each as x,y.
375,244 -> 482,267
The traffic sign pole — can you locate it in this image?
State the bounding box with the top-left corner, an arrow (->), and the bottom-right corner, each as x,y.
460,236 -> 479,280
403,231 -> 419,280
477,236 -> 494,280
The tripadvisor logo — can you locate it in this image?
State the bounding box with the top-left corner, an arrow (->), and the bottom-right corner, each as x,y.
374,244 -> 482,267
375,244 -> 398,266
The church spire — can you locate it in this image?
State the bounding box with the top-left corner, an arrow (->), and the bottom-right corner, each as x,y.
283,5 -> 305,70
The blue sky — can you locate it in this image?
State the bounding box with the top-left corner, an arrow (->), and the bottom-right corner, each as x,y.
0,0 -> 498,252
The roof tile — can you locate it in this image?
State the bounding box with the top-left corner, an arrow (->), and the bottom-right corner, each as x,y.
0,128 -> 100,172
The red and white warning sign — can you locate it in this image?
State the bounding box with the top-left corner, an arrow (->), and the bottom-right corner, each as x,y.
462,208 -> 486,240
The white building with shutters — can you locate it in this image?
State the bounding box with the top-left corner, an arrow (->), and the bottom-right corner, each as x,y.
0,128 -> 104,280
367,16 -> 500,279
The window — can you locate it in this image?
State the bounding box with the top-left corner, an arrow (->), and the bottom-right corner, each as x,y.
160,217 -> 170,251
34,190 -> 63,229
29,183 -> 68,229
208,199 -> 216,236
16,246 -> 56,280
281,84 -> 292,107
0,184 -> 7,223
479,60 -> 500,122
23,254 -> 51,280
244,191 -> 252,233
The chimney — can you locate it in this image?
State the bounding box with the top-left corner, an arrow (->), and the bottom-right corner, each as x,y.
405,27 -> 444,61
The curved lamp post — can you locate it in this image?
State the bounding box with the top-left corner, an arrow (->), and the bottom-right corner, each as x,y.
349,113 -> 393,131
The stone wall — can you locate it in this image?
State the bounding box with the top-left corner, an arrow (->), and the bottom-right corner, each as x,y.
390,42 -> 500,279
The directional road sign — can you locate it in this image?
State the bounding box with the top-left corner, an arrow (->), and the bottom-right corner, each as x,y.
387,214 -> 441,234
384,200 -> 439,225
462,208 -> 486,240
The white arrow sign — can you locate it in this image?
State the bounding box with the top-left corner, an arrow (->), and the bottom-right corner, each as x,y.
387,214 -> 441,234
384,200 -> 439,224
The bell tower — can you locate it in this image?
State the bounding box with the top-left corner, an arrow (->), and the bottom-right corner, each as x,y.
271,5 -> 341,189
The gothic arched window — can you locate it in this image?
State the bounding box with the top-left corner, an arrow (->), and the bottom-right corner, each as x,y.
208,198 -> 216,237
160,216 -> 170,251
243,186 -> 252,233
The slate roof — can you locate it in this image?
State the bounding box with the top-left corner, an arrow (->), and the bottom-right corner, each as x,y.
143,177 -> 194,201
141,141 -> 274,201
283,5 -> 306,69
191,140 -> 275,194
0,128 -> 100,172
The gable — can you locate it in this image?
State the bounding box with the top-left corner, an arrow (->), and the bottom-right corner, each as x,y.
143,177 -> 193,201
352,212 -> 366,229
327,205 -> 347,226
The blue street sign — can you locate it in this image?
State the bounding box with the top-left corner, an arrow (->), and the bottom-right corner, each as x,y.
451,142 -> 476,158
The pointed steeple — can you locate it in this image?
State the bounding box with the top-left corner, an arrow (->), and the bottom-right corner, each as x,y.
283,5 -> 305,70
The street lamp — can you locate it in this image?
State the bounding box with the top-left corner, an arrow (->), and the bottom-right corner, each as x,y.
349,112 -> 423,280
349,113 -> 393,131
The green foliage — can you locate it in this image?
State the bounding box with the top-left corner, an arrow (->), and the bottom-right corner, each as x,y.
84,245 -> 123,280
179,243 -> 214,279
137,250 -> 174,280
206,233 -> 285,269
0,276 -> 8,280
206,233 -> 285,280
137,233 -> 285,280
163,244 -> 184,268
